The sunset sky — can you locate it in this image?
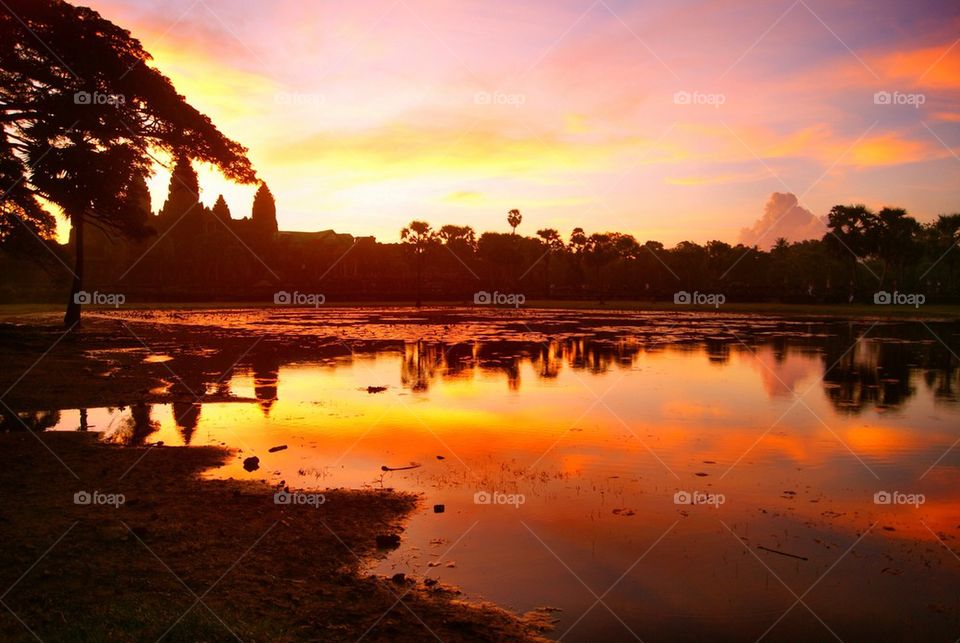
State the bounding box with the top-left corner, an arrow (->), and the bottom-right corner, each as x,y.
83,0 -> 960,245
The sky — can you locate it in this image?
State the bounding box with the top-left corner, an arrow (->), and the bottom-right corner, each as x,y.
80,0 -> 960,246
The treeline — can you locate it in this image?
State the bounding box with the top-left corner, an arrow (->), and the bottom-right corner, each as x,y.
3,203 -> 960,305
386,206 -> 960,304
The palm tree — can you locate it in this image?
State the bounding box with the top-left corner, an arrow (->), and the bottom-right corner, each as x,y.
507,209 -> 522,235
401,220 -> 437,307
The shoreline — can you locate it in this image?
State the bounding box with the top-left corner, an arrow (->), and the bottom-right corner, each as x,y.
2,300 -> 959,320
0,432 -> 545,641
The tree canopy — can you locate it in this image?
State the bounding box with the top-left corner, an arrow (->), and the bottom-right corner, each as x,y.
0,0 -> 257,324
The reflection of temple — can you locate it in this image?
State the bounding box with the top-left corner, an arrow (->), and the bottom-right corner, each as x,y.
3,324 -> 957,442
172,402 -> 201,444
252,354 -> 280,415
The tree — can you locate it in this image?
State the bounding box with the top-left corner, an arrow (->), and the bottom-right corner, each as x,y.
824,204 -> 879,299
438,224 -> 476,253
928,214 -> 960,295
401,220 -> 437,307
536,228 -> 564,297
585,233 -> 614,300
1,0 -> 256,326
507,209 -> 522,235
0,135 -> 56,242
569,227 -> 587,254
252,182 -> 278,234
875,207 -> 920,288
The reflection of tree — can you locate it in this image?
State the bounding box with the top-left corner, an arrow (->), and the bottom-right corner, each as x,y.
705,339 -> 730,364
387,325 -> 959,414
818,323 -> 960,414
535,343 -> 561,379
401,341 -> 441,392
121,403 -> 159,446
0,410 -> 60,432
397,337 -> 645,392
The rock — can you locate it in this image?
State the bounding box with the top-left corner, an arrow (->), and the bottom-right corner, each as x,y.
390,573 -> 406,584
243,456 -> 260,472
433,504 -> 445,513
376,534 -> 401,549
367,386 -> 388,394
424,578 -> 438,587
268,445 -> 287,453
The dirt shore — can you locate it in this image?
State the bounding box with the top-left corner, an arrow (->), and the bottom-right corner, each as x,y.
0,432 -> 544,641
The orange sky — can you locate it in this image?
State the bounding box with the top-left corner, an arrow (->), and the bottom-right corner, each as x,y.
79,0 -> 960,244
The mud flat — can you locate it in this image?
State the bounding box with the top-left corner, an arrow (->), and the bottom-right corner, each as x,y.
0,432 -> 544,641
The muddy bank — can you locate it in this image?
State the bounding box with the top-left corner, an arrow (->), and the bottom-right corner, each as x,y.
0,432 -> 543,641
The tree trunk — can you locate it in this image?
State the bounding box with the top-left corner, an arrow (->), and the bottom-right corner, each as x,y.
64,212 -> 84,328
415,250 -> 422,308
544,254 -> 551,298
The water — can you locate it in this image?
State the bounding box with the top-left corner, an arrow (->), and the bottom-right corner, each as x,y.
13,308 -> 960,641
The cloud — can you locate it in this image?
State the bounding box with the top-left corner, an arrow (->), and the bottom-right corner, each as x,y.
739,192 -> 826,248
443,190 -> 485,204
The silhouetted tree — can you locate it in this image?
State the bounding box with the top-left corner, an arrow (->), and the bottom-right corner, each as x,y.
507,209 -> 522,235
876,207 -> 920,289
824,204 -> 878,299
536,228 -> 564,297
401,220 -> 437,307
0,0 -> 256,326
585,233 -> 614,300
438,224 -> 476,253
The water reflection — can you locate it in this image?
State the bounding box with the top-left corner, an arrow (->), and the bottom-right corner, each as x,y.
252,353 -> 279,415
5,326 -> 960,433
4,318 -> 960,640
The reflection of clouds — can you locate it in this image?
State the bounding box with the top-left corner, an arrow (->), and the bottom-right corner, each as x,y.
661,399 -> 732,419
748,345 -> 822,398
